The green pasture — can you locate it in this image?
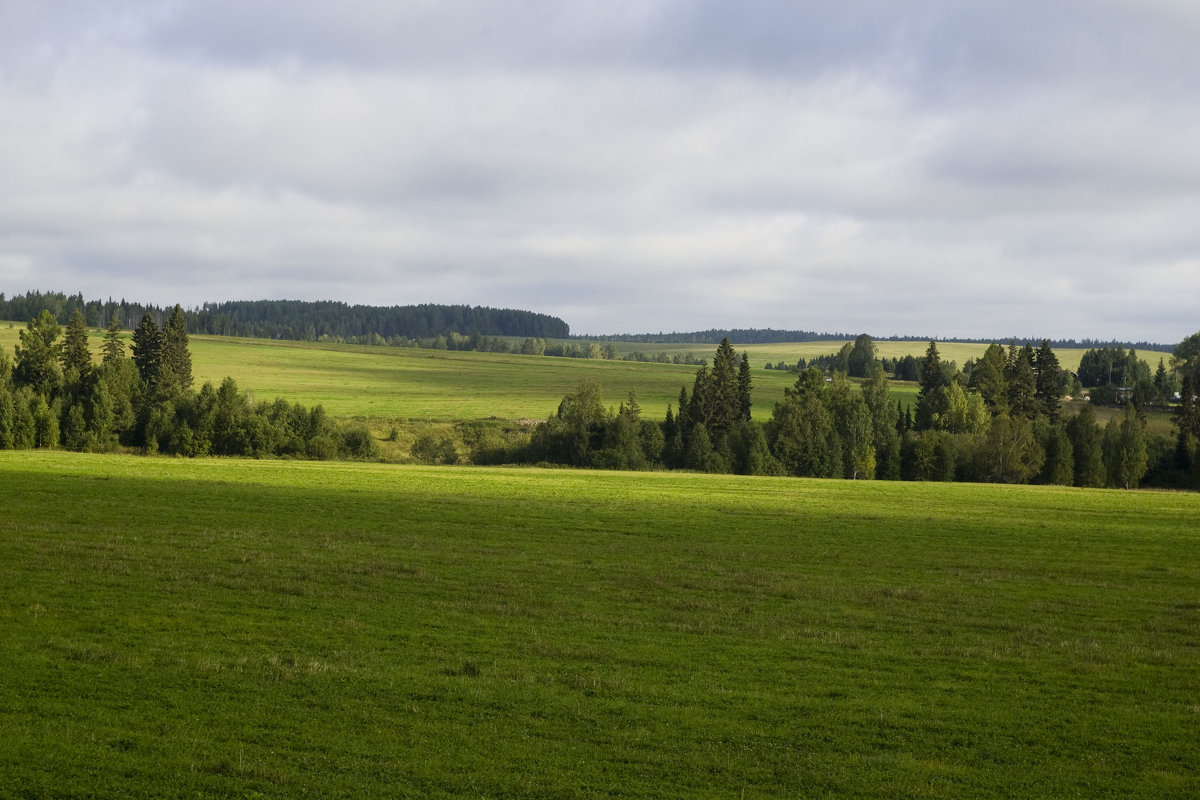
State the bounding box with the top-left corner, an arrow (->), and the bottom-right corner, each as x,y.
1,451 -> 1197,798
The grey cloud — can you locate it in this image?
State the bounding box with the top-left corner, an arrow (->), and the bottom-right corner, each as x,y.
2,1 -> 1199,343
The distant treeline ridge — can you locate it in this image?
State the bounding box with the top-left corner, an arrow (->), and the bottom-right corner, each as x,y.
591,328 -> 1172,351
0,291 -> 569,341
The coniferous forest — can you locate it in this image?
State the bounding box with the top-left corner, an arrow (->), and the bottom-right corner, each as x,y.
0,291 -> 569,343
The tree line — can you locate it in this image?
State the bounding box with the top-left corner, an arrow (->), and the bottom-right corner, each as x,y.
0,308 -> 377,459
0,291 -> 569,342
593,327 -> 1171,351
516,335 -> 1200,490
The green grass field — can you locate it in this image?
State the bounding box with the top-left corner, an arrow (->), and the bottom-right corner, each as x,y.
1,451 -> 1197,798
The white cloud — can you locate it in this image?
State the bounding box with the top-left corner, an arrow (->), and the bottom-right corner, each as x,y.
0,1 -> 1197,343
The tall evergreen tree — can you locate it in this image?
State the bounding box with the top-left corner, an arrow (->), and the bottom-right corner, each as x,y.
1154,358 -> 1170,402
688,365 -> 713,432
1033,340 -> 1062,420
162,304 -> 193,390
131,313 -> 163,384
60,308 -> 92,378
914,341 -> 946,430
709,338 -> 740,438
101,311 -> 125,363
1005,343 -> 1037,420
737,352 -> 753,421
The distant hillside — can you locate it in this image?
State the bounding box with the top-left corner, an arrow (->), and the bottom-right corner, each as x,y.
595,328 -> 1172,351
0,291 -> 570,341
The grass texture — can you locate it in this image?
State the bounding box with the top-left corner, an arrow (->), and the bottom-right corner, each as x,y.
1,451 -> 1197,798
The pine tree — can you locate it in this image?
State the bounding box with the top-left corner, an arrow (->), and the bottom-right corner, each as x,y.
101,311 -> 125,363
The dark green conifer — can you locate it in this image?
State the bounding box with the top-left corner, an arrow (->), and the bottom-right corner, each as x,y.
1005,343 -> 1038,419
60,309 -> 92,378
737,352 -> 753,421
102,311 -> 125,363
1033,340 -> 1062,420
131,313 -> 162,384
162,304 -> 192,390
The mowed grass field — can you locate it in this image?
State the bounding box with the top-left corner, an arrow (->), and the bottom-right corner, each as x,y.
1,451 -> 1197,798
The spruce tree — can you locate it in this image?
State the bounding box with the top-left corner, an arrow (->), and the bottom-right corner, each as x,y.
162,304 -> 193,390
60,308 -> 92,378
689,366 -> 713,432
1005,343 -> 1037,420
737,352 -> 752,421
101,311 -> 125,363
131,313 -> 163,384
1033,340 -> 1062,420
914,341 -> 946,430
708,338 -> 740,437
676,386 -> 690,434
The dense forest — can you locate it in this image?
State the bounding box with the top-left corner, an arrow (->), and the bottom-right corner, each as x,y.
0,307 -> 377,459
0,291 -> 569,342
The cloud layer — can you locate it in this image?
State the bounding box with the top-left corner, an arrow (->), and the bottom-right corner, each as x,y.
1,0 -> 1198,341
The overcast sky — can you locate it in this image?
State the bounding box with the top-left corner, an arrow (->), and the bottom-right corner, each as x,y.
1,1 -> 1197,341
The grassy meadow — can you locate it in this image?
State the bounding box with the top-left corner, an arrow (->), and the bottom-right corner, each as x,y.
1,451 -> 1198,798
